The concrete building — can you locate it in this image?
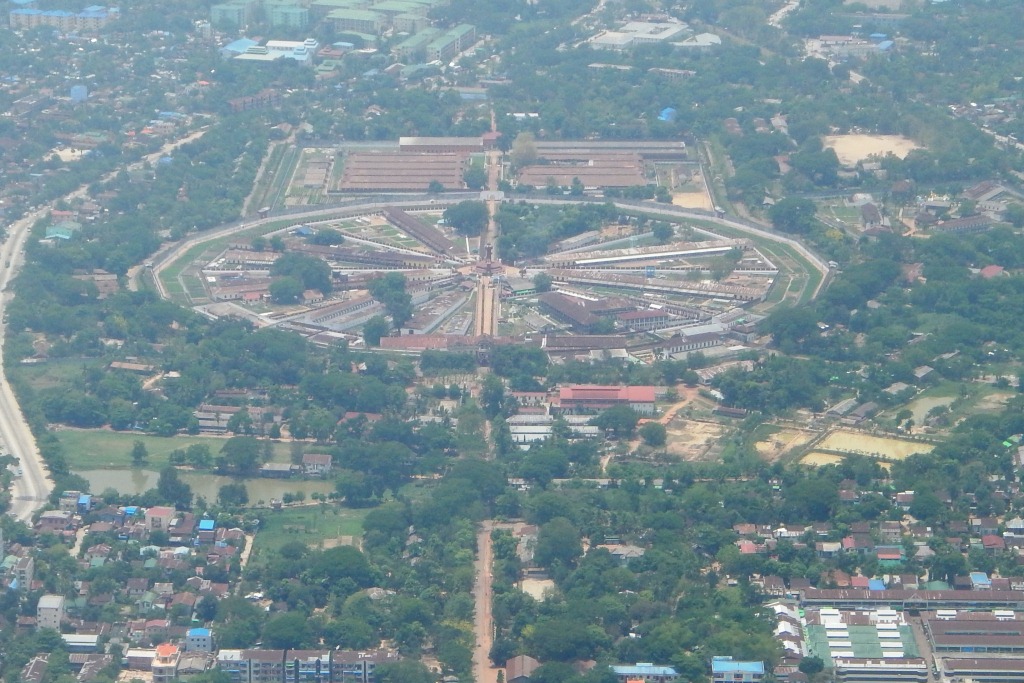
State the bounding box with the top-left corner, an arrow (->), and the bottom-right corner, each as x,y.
13,555 -> 34,590
152,643 -> 180,683
589,21 -> 689,50
268,3 -> 309,28
285,650 -> 331,682
325,8 -> 384,33
185,627 -> 214,653
941,658 -> 1024,683
711,657 -> 765,683
37,594 -> 64,631
146,506 -> 176,532
211,0 -> 256,28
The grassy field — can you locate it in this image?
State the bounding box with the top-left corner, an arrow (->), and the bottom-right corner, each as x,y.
57,430 -> 295,469
248,505 -> 368,564
13,358 -> 91,391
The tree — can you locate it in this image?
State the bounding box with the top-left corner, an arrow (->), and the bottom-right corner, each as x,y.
157,466 -> 192,509
592,405 -> 639,438
368,273 -> 413,328
130,440 -> 149,466
1005,203 -> 1024,229
376,661 -> 435,683
481,375 -> 505,418
534,517 -> 581,569
306,228 -> 346,246
270,276 -> 304,304
218,482 -> 249,507
768,197 -> 817,234
363,315 -> 391,346
652,222 -> 674,243
799,657 -> 824,675
428,180 -> 445,194
262,612 -> 311,649
533,272 -> 553,293
510,132 -> 538,168
639,422 -> 667,447
271,252 -> 332,294
444,200 -> 489,236
464,165 -> 488,190
218,436 -> 263,474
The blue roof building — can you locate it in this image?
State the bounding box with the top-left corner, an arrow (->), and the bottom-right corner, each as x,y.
658,107 -> 677,122
711,657 -> 765,683
868,578 -> 886,590
611,663 -> 679,682
970,572 -> 992,589
198,519 -> 215,532
220,37 -> 257,57
186,626 -> 214,652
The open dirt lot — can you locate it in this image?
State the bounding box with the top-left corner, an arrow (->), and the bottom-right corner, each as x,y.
801,452 -> 846,467
50,147 -> 87,162
977,391 -> 1014,412
817,429 -> 933,460
520,578 -> 556,601
801,451 -> 892,470
666,418 -> 727,460
822,134 -> 921,166
755,428 -> 817,462
672,190 -> 714,211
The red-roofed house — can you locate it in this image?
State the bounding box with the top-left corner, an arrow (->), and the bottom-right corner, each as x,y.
983,534 -> 1006,552
979,265 -> 1005,279
558,385 -> 656,415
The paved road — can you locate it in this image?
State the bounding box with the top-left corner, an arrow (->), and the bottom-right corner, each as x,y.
3,128 -> 210,522
1,206 -> 53,522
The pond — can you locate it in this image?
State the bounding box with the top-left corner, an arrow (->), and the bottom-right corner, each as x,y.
75,469 -> 335,504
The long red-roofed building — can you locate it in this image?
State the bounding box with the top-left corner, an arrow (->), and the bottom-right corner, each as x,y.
558,385 -> 656,415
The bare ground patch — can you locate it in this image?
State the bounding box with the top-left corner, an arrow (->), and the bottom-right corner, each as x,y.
665,418 -> 728,460
754,428 -> 817,462
822,134 -> 921,166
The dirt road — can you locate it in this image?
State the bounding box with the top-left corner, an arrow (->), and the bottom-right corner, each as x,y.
473,520 -> 500,683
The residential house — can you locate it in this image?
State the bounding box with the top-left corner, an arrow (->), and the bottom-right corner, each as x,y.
146,506 -> 176,532
983,535 -> 1006,552
302,453 -> 332,477
506,655 -> 541,683
972,517 -> 1000,536
880,521 -> 903,543
37,510 -> 75,533
594,544 -> 645,566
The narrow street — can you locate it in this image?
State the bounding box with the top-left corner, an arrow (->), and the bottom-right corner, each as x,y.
472,520 -> 499,683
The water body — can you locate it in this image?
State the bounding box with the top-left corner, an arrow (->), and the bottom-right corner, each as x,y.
76,469 -> 335,503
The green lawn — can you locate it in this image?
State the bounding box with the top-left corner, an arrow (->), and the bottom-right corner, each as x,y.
13,358 -> 91,391
248,505 -> 367,564
57,430 -> 294,469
